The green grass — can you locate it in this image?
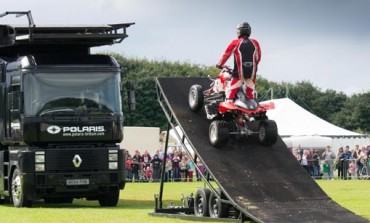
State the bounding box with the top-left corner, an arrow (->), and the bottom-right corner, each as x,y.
0,181 -> 369,223
316,180 -> 370,220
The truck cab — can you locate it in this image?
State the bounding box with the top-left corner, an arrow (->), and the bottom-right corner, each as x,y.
0,11 -> 135,207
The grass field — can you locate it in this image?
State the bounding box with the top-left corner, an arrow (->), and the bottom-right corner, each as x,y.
0,180 -> 369,223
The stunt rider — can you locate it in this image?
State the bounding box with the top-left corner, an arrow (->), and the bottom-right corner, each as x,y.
216,22 -> 261,107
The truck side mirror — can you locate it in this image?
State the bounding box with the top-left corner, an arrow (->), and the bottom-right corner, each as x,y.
126,80 -> 136,111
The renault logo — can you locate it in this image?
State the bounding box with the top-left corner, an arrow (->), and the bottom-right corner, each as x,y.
72,155 -> 82,168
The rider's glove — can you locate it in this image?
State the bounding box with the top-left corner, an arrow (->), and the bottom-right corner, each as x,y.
215,64 -> 223,69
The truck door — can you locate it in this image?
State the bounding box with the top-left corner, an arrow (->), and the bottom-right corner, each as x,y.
7,74 -> 22,141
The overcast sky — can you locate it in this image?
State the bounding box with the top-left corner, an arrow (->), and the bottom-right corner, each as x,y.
2,0 -> 370,95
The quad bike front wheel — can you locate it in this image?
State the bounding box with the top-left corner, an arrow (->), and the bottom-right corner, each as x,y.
188,84 -> 204,112
258,120 -> 278,146
209,120 -> 229,147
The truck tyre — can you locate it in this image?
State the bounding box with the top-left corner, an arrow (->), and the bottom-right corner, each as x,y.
11,168 -> 32,207
209,121 -> 229,147
188,84 -> 204,112
258,120 -> 278,146
98,190 -> 120,207
194,188 -> 211,217
208,190 -> 228,218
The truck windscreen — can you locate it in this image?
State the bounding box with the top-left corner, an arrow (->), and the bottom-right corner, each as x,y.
23,71 -> 121,116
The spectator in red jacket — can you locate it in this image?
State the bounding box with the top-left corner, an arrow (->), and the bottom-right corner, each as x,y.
216,22 -> 261,104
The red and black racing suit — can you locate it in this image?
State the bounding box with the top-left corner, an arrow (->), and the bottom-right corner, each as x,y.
217,36 -> 261,100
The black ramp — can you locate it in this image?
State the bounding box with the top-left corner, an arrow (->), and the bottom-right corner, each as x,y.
157,77 -> 368,223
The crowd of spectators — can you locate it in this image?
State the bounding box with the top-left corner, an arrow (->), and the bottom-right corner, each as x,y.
293,144 -> 370,180
124,148 -> 205,182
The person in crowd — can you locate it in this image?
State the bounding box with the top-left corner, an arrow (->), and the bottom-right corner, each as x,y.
293,149 -> 301,162
300,150 -> 309,173
339,146 -> 352,180
179,155 -> 188,182
335,147 -> 344,179
125,155 -> 133,182
351,144 -> 362,177
358,146 -> 368,177
138,166 -> 146,182
322,160 -> 329,180
307,149 -> 314,176
187,156 -> 195,182
151,154 -> 162,182
172,150 -> 181,182
131,150 -> 142,182
141,150 -> 152,169
348,160 -> 356,179
312,150 -> 320,178
196,158 -> 205,181
297,145 -> 303,162
158,148 -> 165,160
144,166 -> 153,182
321,146 -> 336,180
165,158 -> 172,182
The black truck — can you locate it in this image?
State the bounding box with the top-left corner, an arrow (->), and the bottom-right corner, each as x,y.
0,11 -> 135,207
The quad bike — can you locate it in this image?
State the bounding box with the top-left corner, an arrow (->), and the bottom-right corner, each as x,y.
188,67 -> 278,147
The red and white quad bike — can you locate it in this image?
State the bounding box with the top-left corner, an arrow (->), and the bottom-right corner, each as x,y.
188,67 -> 278,147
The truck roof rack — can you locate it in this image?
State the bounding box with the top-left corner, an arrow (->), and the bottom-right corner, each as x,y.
0,11 -> 134,56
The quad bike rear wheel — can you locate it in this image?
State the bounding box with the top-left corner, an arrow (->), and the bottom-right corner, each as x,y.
188,84 -> 204,111
209,120 -> 229,147
258,120 -> 278,146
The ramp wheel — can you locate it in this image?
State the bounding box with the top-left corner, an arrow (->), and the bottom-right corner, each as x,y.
188,84 -> 204,111
11,168 -> 32,207
194,188 -> 211,217
209,190 -> 228,218
209,121 -> 229,147
258,120 -> 278,146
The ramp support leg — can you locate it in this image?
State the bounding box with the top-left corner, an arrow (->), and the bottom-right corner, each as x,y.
158,121 -> 171,209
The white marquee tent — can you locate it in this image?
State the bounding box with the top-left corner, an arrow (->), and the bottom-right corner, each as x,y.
265,98 -> 369,151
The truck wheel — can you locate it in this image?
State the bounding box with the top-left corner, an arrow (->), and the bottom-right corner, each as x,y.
258,120 -> 278,146
188,84 -> 204,112
98,190 -> 120,207
11,168 -> 32,207
194,188 -> 211,217
208,190 -> 228,218
209,121 -> 229,147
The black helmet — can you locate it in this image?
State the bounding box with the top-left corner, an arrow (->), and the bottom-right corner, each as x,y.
237,22 -> 251,38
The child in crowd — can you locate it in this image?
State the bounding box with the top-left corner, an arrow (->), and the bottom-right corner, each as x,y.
348,160 -> 356,180
322,160 -> 329,180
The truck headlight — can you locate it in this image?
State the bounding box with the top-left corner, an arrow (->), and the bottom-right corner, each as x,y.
35,164 -> 45,172
35,154 -> 45,163
108,153 -> 118,161
35,151 -> 45,172
108,150 -> 118,170
109,162 -> 118,170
